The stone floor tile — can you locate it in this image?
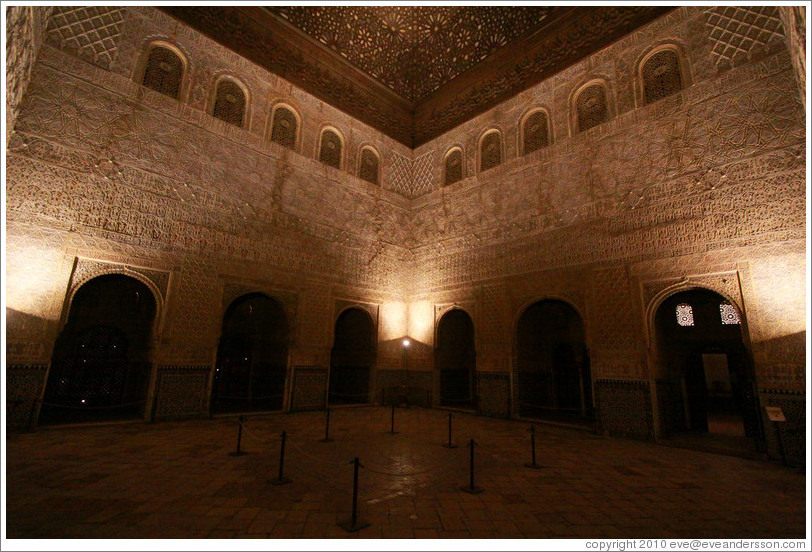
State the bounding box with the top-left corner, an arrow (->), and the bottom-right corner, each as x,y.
4,406 -> 806,541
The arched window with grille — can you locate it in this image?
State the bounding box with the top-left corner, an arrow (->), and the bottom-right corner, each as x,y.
522,109 -> 550,156
318,128 -> 343,169
141,44 -> 184,100
358,147 -> 380,185
211,78 -> 247,127
270,105 -> 298,151
444,148 -> 463,186
479,130 -> 503,172
642,48 -> 684,105
575,83 -> 609,133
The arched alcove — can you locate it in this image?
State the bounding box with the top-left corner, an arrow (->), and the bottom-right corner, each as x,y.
435,309 -> 476,409
212,293 -> 289,414
654,288 -> 761,443
329,308 -> 375,405
43,274 -> 157,424
515,299 -> 593,423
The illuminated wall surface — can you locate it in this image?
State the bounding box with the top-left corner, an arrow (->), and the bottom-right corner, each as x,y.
5,7 -> 807,457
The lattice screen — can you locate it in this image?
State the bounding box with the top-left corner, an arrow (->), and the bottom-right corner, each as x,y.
319,130 -> 342,169
480,132 -> 502,172
576,84 -> 608,132
444,149 -> 463,186
141,46 -> 183,99
359,148 -> 379,185
523,110 -> 550,155
270,107 -> 297,150
642,49 -> 683,105
212,80 -> 246,127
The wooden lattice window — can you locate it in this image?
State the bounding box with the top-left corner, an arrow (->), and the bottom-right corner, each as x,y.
359,148 -> 380,185
642,49 -> 683,105
270,107 -> 297,150
141,45 -> 183,99
522,110 -> 550,155
444,149 -> 463,186
576,84 -> 608,132
212,79 -> 246,127
319,129 -> 342,169
480,131 -> 502,172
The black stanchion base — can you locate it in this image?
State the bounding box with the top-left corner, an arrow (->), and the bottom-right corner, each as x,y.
338,519 -> 371,533
228,451 -> 247,457
460,485 -> 484,494
270,477 -> 292,486
443,442 -> 458,449
388,431 -> 399,435
319,438 -> 333,443
524,462 -> 543,470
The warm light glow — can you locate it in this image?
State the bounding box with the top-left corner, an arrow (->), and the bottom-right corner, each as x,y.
379,301 -> 407,341
407,300 -> 434,344
750,254 -> 806,338
5,243 -> 65,322
402,338 -> 411,347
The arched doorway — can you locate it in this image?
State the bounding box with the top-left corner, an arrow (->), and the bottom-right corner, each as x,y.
43,274 -> 157,425
655,288 -> 761,444
515,299 -> 593,423
212,293 -> 289,414
329,308 -> 375,405
435,309 -> 476,409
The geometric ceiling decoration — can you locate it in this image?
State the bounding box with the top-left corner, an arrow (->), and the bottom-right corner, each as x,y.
270,6 -> 559,102
160,6 -> 675,148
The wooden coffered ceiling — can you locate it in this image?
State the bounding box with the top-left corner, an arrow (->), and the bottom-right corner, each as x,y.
160,5 -> 674,148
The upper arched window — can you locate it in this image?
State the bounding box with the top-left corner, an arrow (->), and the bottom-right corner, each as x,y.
444,148 -> 464,186
212,78 -> 246,127
141,45 -> 184,99
676,303 -> 695,327
359,147 -> 380,186
642,48 -> 683,105
318,128 -> 343,169
479,130 -> 503,172
575,83 -> 609,133
719,302 -> 741,325
270,105 -> 298,150
521,110 -> 550,156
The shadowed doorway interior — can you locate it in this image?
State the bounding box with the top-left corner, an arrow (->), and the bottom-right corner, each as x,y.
212,293 -> 289,414
515,299 -> 593,425
42,274 -> 157,425
655,288 -> 762,449
435,309 -> 477,409
329,308 -> 375,405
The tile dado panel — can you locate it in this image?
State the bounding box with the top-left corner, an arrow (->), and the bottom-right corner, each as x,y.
154,366 -> 211,420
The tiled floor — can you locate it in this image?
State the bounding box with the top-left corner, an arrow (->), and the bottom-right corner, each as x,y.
4,406 -> 808,541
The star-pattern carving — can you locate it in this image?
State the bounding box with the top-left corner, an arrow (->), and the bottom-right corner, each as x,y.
270,6 -> 554,101
23,78 -> 109,141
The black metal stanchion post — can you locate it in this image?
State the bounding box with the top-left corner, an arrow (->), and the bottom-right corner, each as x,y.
525,425 -> 542,469
28,399 -> 41,432
443,411 -> 457,448
319,408 -> 332,442
338,457 -> 370,532
389,403 -> 398,434
460,438 -> 483,494
229,415 -> 247,456
270,431 -> 292,485
774,421 -> 787,465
